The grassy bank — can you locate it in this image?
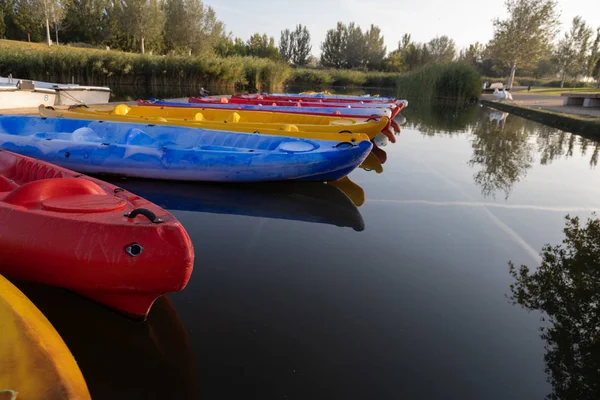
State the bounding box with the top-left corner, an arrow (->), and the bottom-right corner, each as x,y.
481,100 -> 600,138
288,68 -> 401,88
397,63 -> 481,102
0,39 -> 291,90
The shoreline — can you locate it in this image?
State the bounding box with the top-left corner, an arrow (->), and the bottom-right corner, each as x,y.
480,99 -> 600,138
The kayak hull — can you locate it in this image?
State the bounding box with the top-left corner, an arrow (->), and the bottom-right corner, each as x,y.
0,274 -> 91,400
0,150 -> 194,317
0,116 -> 372,182
39,105 -> 388,140
141,99 -> 392,118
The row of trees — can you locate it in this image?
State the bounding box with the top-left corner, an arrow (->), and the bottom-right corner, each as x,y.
1,0 -> 599,85
320,22 -> 386,70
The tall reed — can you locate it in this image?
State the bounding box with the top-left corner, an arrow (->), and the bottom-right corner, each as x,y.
396,62 -> 482,101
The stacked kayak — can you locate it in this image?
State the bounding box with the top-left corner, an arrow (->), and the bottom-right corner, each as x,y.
0,274 -> 91,400
0,150 -> 194,317
140,99 -> 393,119
39,104 -> 389,139
0,115 -> 372,182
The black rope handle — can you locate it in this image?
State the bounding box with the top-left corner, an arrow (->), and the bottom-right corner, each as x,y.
338,130 -> 353,134
124,208 -> 163,224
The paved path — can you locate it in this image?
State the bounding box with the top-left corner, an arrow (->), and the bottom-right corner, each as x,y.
481,92 -> 600,118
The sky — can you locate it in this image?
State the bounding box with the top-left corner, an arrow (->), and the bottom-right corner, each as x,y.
204,0 -> 600,57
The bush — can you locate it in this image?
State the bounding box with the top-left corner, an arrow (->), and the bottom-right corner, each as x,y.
397,62 -> 482,102
287,67 -> 400,88
0,39 -> 291,90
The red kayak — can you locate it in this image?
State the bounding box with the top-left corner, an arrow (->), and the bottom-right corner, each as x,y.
233,94 -> 395,104
188,96 -> 404,118
0,150 -> 194,317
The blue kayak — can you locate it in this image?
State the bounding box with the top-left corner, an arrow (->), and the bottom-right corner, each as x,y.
0,116 -> 372,182
143,99 -> 393,118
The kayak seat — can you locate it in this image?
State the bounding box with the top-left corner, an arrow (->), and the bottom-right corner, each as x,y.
3,178 -> 106,209
119,128 -> 155,146
0,175 -> 19,192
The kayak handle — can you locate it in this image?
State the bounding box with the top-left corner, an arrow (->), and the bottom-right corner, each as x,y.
334,141 -> 356,148
338,130 -> 353,134
124,208 -> 163,224
366,118 -> 379,122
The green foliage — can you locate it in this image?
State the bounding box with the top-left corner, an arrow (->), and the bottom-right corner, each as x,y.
119,0 -> 165,54
246,33 -> 279,60
279,29 -> 293,62
509,214 -> 600,400
164,0 -> 223,55
288,68 -> 400,87
320,22 -> 347,68
487,0 -> 560,87
0,39 -> 291,89
426,35 -> 456,63
554,16 -> 594,87
396,62 -> 482,102
320,21 -> 385,70
291,24 -> 311,66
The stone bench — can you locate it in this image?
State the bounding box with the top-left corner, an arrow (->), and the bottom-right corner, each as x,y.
561,92 -> 600,108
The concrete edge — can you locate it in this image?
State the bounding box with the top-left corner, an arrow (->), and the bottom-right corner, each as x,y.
480,100 -> 600,139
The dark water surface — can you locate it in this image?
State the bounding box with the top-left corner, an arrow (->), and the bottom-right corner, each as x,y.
16,100 -> 600,399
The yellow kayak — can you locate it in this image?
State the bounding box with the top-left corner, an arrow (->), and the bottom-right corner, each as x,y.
39,104 -> 386,140
0,275 -> 90,400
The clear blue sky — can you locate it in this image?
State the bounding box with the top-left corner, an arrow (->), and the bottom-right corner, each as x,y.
204,0 -> 600,56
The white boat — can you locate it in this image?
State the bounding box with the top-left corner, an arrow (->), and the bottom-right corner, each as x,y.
0,76 -> 111,105
0,81 -> 57,110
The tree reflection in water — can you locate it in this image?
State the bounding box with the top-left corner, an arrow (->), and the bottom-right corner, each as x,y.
467,108 -> 599,199
508,214 -> 600,400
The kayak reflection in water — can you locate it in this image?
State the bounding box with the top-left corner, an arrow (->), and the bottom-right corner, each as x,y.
111,178 -> 366,231
13,281 -> 201,400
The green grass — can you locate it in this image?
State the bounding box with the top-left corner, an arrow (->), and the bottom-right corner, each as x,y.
397,62 -> 482,102
0,39 -> 291,89
519,87 -> 600,96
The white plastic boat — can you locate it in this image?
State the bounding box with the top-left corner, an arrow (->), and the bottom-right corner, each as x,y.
0,81 -> 57,110
0,76 -> 111,105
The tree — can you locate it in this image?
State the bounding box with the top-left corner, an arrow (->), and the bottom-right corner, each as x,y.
459,42 -> 484,67
344,22 -> 365,68
246,33 -> 279,59
509,214 -> 600,400
62,0 -> 113,45
49,0 -> 67,45
553,16 -> 593,87
364,24 -> 386,70
487,0 -> 559,89
120,0 -> 165,54
426,35 -> 456,63
165,0 -> 224,55
588,28 -> 600,83
279,28 -> 293,62
291,24 -> 311,65
321,22 -> 347,68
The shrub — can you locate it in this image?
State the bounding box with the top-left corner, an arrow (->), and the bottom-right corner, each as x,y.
396,62 -> 482,102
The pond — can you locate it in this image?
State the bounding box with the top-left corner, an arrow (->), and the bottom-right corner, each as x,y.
14,96 -> 600,399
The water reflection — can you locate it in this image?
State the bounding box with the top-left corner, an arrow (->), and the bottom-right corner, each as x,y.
508,215 -> 600,400
14,281 -> 199,400
112,178 -> 366,231
468,108 -> 600,199
404,101 -> 479,135
469,108 -> 535,199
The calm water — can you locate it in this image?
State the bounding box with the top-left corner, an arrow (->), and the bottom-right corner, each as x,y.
15,100 -> 600,399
